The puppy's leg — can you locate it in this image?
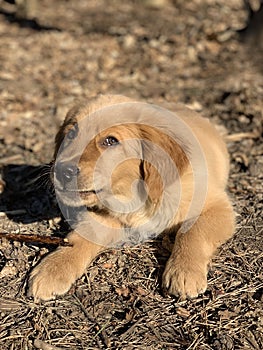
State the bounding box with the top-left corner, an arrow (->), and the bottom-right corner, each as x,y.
28,231 -> 103,301
162,195 -> 235,298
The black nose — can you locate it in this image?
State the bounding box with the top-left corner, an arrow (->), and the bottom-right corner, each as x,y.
55,162 -> 79,184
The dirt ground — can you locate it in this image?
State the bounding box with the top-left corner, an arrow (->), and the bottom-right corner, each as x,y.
0,0 -> 262,349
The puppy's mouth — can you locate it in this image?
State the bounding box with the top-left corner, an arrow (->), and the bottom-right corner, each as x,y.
78,188 -> 102,196
59,187 -> 102,193
55,184 -> 103,207
55,187 -> 102,196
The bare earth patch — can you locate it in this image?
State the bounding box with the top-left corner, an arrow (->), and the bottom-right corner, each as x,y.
0,0 -> 262,349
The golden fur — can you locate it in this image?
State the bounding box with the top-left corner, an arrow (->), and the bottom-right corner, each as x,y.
28,95 -> 235,301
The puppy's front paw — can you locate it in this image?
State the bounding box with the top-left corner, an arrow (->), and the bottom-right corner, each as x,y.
28,250 -> 79,302
162,255 -> 208,299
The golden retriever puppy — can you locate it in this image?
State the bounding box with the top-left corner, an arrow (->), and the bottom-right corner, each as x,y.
28,95 -> 235,301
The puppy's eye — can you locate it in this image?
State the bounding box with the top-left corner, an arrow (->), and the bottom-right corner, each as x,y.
102,136 -> 119,147
67,124 -> 78,140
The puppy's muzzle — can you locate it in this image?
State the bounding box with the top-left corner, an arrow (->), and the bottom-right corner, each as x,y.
55,162 -> 79,187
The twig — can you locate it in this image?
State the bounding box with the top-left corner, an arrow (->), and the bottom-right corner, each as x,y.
224,131 -> 260,142
34,339 -> 64,350
0,209 -> 27,215
0,231 -> 71,246
0,154 -> 24,164
73,295 -> 111,348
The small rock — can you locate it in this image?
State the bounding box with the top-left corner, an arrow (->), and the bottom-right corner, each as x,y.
123,35 -> 136,50
0,263 -> 17,278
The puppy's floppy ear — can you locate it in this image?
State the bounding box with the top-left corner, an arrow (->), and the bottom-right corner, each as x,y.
141,157 -> 163,204
140,125 -> 188,203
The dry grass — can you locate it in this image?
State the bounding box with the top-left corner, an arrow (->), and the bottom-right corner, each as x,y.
0,0 -> 262,348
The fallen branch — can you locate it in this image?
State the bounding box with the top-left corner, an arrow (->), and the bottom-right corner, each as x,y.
0,231 -> 71,246
224,131 -> 261,142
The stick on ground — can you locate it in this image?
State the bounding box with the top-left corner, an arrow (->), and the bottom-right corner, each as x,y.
0,231 -> 71,246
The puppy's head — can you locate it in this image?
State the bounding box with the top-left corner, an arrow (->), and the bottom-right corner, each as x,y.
53,96 -> 188,223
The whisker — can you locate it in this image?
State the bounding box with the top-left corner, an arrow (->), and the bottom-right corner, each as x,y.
25,163 -> 53,190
